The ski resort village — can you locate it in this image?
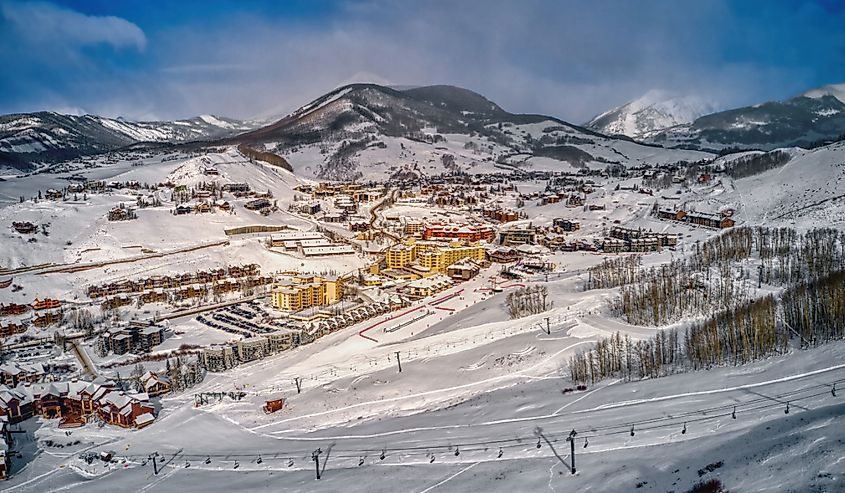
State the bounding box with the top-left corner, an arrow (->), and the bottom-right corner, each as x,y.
1,2 -> 845,491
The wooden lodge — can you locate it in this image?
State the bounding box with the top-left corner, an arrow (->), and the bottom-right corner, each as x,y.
32,311 -> 61,328
0,304 -> 29,317
32,299 -> 61,311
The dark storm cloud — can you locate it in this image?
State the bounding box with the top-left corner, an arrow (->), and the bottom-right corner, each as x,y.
1,0 -> 844,123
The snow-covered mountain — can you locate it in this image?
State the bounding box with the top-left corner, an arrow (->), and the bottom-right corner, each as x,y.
646,83 -> 845,151
235,83 -> 711,181
0,112 -> 259,170
802,82 -> 845,103
585,90 -> 719,139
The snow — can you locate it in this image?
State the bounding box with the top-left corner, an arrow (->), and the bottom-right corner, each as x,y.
198,114 -> 234,129
802,82 -> 845,104
1,137 -> 844,492
586,90 -> 720,138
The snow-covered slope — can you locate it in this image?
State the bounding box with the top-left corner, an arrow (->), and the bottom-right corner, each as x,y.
0,112 -> 259,170
586,90 -> 719,139
803,82 -> 845,104
238,84 -> 713,181
733,141 -> 845,225
647,86 -> 845,151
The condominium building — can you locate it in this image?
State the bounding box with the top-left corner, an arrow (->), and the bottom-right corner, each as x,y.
271,275 -> 344,311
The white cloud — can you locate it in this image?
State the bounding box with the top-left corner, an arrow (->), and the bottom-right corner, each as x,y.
1,0 -> 146,51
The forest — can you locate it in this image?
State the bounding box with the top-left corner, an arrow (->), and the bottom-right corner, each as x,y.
586,227 -> 845,326
571,228 -> 845,384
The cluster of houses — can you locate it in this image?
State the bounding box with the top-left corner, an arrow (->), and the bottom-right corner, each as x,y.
297,182 -> 385,203
656,205 -> 736,229
0,299 -> 65,335
86,265 -> 262,299
107,204 -> 137,221
0,377 -> 157,478
481,208 -> 519,223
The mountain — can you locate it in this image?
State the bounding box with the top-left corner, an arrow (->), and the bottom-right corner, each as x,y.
235,83 -> 711,181
0,112 -> 258,170
646,85 -> 845,151
585,90 -> 719,139
802,83 -> 845,103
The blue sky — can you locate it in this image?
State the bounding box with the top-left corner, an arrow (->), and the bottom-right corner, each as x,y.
1,0 -> 844,122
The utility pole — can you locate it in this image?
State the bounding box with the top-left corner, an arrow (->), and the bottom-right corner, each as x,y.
395,351 -> 402,373
150,453 -> 159,475
312,448 -> 323,480
566,430 -> 577,474
294,377 -> 302,394
544,317 -> 551,335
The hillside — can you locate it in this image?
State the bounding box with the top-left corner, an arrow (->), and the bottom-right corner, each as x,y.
585,90 -> 718,139
647,89 -> 845,151
236,84 -> 712,181
0,112 -> 258,171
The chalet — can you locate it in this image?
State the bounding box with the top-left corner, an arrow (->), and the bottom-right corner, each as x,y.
32,298 -> 61,311
0,304 -> 28,316
489,247 -> 521,263
566,194 -> 584,207
140,371 -> 171,397
245,198 -> 272,210
33,312 -> 61,328
11,222 -> 36,234
222,183 -> 250,193
687,211 -> 734,229
45,189 -> 63,200
0,362 -> 45,387
404,274 -> 453,298
658,207 -> 686,222
482,209 -> 518,223
553,218 -> 581,232
107,206 -> 136,221
299,202 -> 321,215
349,220 -> 369,232
447,259 -> 481,281
321,213 -> 345,223
0,378 -> 155,430
0,323 -> 26,339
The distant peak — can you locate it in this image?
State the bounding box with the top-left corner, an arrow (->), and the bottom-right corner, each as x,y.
802,83 -> 845,104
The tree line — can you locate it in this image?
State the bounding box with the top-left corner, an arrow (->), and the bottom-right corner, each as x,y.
585,227 -> 845,326
570,268 -> 845,384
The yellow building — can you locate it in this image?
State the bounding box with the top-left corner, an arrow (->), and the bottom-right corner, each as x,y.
271,275 -> 344,311
385,238 -> 486,273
